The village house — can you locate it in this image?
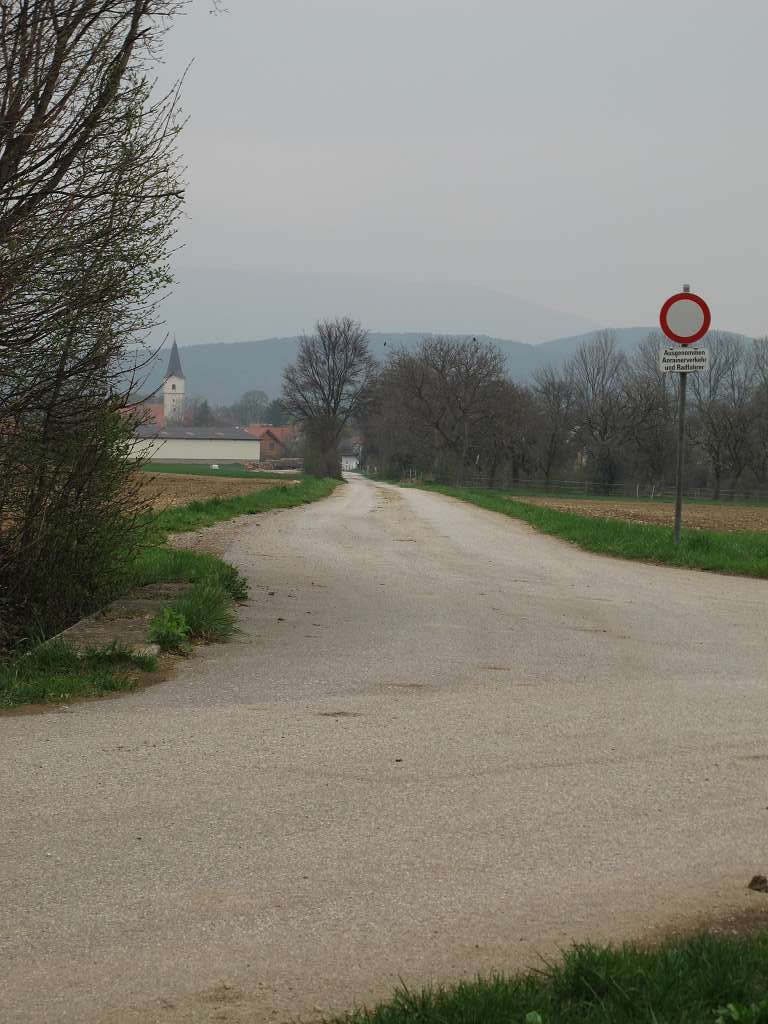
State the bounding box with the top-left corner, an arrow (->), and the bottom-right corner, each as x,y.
244,423 -> 299,460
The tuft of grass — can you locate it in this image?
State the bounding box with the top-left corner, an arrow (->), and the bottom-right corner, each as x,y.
0,640 -> 157,709
131,547 -> 249,600
328,932 -> 768,1023
141,463 -> 299,480
417,484 -> 768,578
171,580 -> 237,644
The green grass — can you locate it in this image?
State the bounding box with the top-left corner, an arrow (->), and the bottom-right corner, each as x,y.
147,606 -> 192,653
329,933 -> 768,1023
417,483 -> 768,578
131,547 -> 249,599
141,462 -> 298,480
0,640 -> 157,709
150,476 -> 340,537
172,580 -> 237,642
148,580 -> 238,651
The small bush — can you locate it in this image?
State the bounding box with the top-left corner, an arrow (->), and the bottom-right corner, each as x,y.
148,607 -> 191,652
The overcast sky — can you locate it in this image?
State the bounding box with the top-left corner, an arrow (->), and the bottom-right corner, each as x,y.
159,0 -> 768,340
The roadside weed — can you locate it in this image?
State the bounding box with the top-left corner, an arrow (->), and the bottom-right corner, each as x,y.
148,607 -> 191,653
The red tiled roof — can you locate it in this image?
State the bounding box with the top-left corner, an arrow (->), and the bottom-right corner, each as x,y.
244,423 -> 298,444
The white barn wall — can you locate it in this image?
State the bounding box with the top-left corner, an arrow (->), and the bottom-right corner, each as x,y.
132,438 -> 261,463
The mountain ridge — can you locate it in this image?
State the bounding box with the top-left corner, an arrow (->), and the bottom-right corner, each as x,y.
139,327 -> 662,405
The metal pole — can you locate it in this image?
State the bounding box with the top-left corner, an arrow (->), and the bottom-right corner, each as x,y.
674,370 -> 687,545
672,283 -> 692,547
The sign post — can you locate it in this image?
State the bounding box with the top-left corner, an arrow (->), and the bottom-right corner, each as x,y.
673,370 -> 687,546
659,286 -> 711,545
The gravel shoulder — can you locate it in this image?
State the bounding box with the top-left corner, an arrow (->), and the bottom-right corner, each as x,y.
2,475 -> 767,1024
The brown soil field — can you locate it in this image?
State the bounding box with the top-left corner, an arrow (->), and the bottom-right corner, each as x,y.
139,473 -> 291,511
513,496 -> 768,532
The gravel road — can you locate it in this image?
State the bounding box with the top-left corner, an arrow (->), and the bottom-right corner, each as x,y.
2,475 -> 768,1024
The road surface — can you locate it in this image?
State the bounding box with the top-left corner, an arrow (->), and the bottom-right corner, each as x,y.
2,475 -> 768,1023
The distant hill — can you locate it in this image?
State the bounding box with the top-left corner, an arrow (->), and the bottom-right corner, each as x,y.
139,327 -> 659,406
153,267 -> 600,346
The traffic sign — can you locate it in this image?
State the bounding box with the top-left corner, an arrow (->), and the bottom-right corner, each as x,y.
659,347 -> 709,373
660,291 -> 711,345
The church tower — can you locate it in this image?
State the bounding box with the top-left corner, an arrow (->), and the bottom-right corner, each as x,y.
163,339 -> 186,424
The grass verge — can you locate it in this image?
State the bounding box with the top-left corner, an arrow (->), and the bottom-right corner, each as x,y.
329,932 -> 768,1023
139,476 -> 341,652
1,477 -> 340,707
0,641 -> 157,709
417,483 -> 768,578
149,476 -> 339,537
136,477 -> 341,651
141,462 -> 298,480
136,475 -> 342,618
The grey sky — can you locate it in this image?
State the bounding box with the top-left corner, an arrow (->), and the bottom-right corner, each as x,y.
160,0 -> 768,341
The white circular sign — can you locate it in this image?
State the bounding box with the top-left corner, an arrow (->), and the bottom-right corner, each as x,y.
659,292 -> 711,345
665,298 -> 705,338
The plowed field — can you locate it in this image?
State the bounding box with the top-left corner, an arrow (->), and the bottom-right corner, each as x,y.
139,472 -> 291,511
513,496 -> 768,532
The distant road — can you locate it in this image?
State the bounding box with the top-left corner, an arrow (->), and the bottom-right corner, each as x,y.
2,475 -> 767,1024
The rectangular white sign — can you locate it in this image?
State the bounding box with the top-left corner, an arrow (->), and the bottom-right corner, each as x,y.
659,347 -> 709,373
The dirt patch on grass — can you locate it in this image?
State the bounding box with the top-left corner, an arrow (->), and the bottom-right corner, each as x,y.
139,473 -> 291,511
513,496 -> 768,532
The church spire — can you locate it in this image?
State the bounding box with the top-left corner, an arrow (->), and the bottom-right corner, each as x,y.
166,338 -> 185,380
163,338 -> 186,423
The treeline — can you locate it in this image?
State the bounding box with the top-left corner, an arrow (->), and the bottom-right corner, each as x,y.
362,330 -> 768,497
186,391 -> 288,428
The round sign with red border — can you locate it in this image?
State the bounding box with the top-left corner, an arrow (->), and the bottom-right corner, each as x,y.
659,292 -> 711,345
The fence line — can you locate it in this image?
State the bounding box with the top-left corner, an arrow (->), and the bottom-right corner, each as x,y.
399,471 -> 768,503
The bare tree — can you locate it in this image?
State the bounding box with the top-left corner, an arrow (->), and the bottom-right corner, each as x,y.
476,379 -> 538,487
282,317 -> 377,478
689,332 -> 756,497
621,332 -> 676,487
377,337 -> 507,481
748,337 -> 768,486
568,331 -> 628,490
532,364 -> 575,484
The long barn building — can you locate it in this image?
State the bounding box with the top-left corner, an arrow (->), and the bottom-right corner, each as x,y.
133,425 -> 261,464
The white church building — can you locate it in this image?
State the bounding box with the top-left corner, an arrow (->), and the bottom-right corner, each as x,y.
132,341 -> 263,465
